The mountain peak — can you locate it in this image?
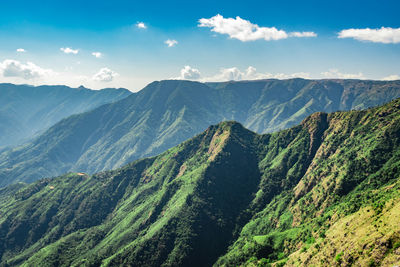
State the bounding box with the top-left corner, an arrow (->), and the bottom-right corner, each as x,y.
1,80 -> 400,186
206,121 -> 254,142
301,112 -> 328,132
214,120 -> 244,131
1,98 -> 400,266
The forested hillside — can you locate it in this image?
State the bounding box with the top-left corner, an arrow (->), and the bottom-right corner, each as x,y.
0,97 -> 399,266
0,83 -> 131,148
1,79 -> 399,187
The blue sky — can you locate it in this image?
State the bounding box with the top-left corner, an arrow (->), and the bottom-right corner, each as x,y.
0,0 -> 399,91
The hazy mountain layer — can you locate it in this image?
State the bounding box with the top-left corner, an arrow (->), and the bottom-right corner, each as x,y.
0,83 -> 131,148
1,79 -> 400,186
0,98 -> 399,266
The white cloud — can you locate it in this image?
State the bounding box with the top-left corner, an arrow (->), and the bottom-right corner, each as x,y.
16,48 -> 26,53
216,66 -> 310,81
0,59 -> 55,80
92,67 -> 119,82
382,74 -> 400,81
289,32 -> 317,38
338,27 -> 400,44
92,52 -> 102,58
198,14 -> 286,41
165,39 -> 178,47
198,14 -> 316,42
321,69 -> 364,79
60,47 -> 79,54
210,67 -> 244,81
198,66 -> 310,82
176,66 -> 201,80
176,66 -> 384,82
136,22 -> 147,29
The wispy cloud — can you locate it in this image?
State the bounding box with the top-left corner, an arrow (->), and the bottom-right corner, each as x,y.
198,14 -> 317,42
176,67 -> 398,82
0,59 -> 55,80
165,39 -> 178,47
60,47 -> 79,54
92,67 -> 119,82
321,69 -> 364,79
338,27 -> 400,44
289,32 -> 317,38
16,48 -> 26,53
92,52 -> 102,58
136,22 -> 147,29
382,74 -> 400,81
203,66 -> 310,81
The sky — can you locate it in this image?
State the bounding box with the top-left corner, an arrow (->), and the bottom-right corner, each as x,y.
0,0 -> 399,91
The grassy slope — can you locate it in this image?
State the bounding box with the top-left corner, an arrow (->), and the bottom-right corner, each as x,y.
0,98 -> 399,266
217,99 -> 400,266
0,84 -> 131,148
1,79 -> 400,187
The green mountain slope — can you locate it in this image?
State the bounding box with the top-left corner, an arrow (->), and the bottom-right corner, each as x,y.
1,79 -> 400,187
0,98 -> 399,266
0,83 -> 131,148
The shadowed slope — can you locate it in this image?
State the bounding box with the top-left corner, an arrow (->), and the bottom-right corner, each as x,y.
1,79 -> 400,187
0,98 -> 399,266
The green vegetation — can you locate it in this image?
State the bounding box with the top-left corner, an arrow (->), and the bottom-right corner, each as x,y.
1,79 -> 400,187
0,83 -> 131,149
335,252 -> 343,263
0,97 -> 399,266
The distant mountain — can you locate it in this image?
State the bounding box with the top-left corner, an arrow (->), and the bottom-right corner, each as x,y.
0,98 -> 399,266
1,79 -> 400,187
0,83 -> 131,148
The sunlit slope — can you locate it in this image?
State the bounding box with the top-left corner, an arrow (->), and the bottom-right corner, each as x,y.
1,79 -> 400,187
0,98 -> 399,266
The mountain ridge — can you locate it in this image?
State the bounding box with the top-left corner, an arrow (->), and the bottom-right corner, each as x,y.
0,83 -> 131,149
0,97 -> 399,266
1,79 -> 400,187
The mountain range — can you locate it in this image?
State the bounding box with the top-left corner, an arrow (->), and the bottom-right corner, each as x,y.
0,79 -> 400,187
0,83 -> 131,149
0,97 -> 399,266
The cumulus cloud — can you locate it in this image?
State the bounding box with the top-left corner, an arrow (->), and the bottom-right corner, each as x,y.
165,39 -> 178,47
16,48 -> 26,53
208,66 -> 309,81
92,52 -> 102,58
244,67 -> 310,80
198,14 -> 317,42
0,59 -> 54,80
338,27 -> 400,44
209,67 -> 245,81
60,47 -> 79,54
321,69 -> 364,79
382,74 -> 400,81
176,66 -> 309,82
136,22 -> 147,29
178,66 -> 201,80
92,67 -> 119,82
